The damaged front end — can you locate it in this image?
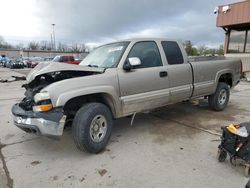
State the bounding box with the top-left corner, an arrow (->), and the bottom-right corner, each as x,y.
12,104 -> 66,137
12,62 -> 104,137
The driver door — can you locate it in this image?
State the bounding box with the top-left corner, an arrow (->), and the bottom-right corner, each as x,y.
117,41 -> 170,115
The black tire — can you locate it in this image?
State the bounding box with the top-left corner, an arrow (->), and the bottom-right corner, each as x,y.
217,148 -> 227,162
208,82 -> 230,111
72,103 -> 113,153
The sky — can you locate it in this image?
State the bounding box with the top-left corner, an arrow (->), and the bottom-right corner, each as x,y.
0,0 -> 238,48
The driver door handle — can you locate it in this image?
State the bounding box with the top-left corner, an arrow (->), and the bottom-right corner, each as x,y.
159,71 -> 168,77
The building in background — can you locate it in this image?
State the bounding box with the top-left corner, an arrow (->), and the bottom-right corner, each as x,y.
216,0 -> 250,76
0,49 -> 88,60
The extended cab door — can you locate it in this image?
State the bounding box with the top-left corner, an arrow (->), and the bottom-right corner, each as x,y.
160,41 -> 193,103
117,41 -> 170,115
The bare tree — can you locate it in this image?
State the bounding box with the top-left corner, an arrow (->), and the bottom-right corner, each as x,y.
0,36 -> 4,46
40,41 -> 48,50
57,42 -> 67,52
15,43 -> 24,49
79,43 -> 86,52
71,43 -> 80,52
28,41 -> 39,50
0,36 -> 13,49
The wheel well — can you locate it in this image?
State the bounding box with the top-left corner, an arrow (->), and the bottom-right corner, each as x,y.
63,93 -> 116,119
218,73 -> 232,87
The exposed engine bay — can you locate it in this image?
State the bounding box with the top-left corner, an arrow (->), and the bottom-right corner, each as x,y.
19,70 -> 102,111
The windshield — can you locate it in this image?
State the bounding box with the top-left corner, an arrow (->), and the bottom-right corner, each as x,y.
52,56 -> 60,62
80,42 -> 129,68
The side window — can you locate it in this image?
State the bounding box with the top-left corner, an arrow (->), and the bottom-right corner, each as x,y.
161,41 -> 184,65
69,56 -> 74,61
128,41 -> 162,68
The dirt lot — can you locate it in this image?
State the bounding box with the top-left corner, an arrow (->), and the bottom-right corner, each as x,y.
0,67 -> 249,188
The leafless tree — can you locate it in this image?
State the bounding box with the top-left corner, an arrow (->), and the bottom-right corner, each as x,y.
40,41 -> 48,50
0,36 -> 13,49
28,41 -> 39,50
57,42 -> 68,52
71,43 -> 80,52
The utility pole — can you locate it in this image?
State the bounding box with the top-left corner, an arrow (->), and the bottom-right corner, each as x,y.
50,33 -> 53,50
52,24 -> 56,50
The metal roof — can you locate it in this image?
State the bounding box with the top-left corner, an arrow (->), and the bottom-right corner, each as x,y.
216,0 -> 250,29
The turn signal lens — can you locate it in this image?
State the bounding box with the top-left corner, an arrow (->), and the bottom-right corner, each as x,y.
33,104 -> 53,112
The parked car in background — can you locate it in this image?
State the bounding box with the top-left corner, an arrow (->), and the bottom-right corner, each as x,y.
4,59 -> 13,68
3,59 -> 11,67
0,55 -> 5,65
6,59 -> 24,69
1,56 -> 10,67
44,57 -> 54,61
27,57 -> 44,68
52,55 -> 80,65
21,57 -> 31,67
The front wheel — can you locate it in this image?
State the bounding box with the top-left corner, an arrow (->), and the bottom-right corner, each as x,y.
72,103 -> 113,153
208,82 -> 230,111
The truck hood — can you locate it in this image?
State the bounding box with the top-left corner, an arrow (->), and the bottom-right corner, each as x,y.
26,62 -> 105,83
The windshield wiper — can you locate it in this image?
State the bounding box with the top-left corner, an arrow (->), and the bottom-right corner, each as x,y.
87,64 -> 99,68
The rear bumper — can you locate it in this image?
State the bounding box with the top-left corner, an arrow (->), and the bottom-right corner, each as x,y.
12,104 -> 66,137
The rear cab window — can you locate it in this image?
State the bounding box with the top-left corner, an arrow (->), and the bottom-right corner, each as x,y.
161,41 -> 184,65
61,56 -> 69,62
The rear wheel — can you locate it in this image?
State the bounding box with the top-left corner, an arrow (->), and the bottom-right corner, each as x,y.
208,82 -> 230,111
72,103 -> 113,153
217,148 -> 227,162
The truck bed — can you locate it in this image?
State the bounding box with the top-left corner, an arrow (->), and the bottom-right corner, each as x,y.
190,58 -> 242,98
189,56 -> 226,62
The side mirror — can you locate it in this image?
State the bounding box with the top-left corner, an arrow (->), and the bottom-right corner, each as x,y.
123,57 -> 141,71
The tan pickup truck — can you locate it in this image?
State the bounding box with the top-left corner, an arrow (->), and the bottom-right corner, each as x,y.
12,38 -> 242,153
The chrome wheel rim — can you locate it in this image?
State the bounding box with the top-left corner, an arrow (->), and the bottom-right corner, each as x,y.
89,115 -> 107,143
218,89 -> 227,105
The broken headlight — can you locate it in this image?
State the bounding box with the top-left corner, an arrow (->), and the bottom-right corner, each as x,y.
34,91 -> 50,103
33,91 -> 53,112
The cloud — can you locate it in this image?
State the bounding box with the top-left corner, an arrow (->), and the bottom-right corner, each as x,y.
1,0 -> 233,47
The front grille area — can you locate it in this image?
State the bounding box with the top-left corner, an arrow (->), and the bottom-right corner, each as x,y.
19,97 -> 35,111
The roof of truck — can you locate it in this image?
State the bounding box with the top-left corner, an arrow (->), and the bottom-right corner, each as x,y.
119,38 -> 180,42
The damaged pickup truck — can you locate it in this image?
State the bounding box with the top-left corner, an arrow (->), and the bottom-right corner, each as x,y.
12,38 -> 242,153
